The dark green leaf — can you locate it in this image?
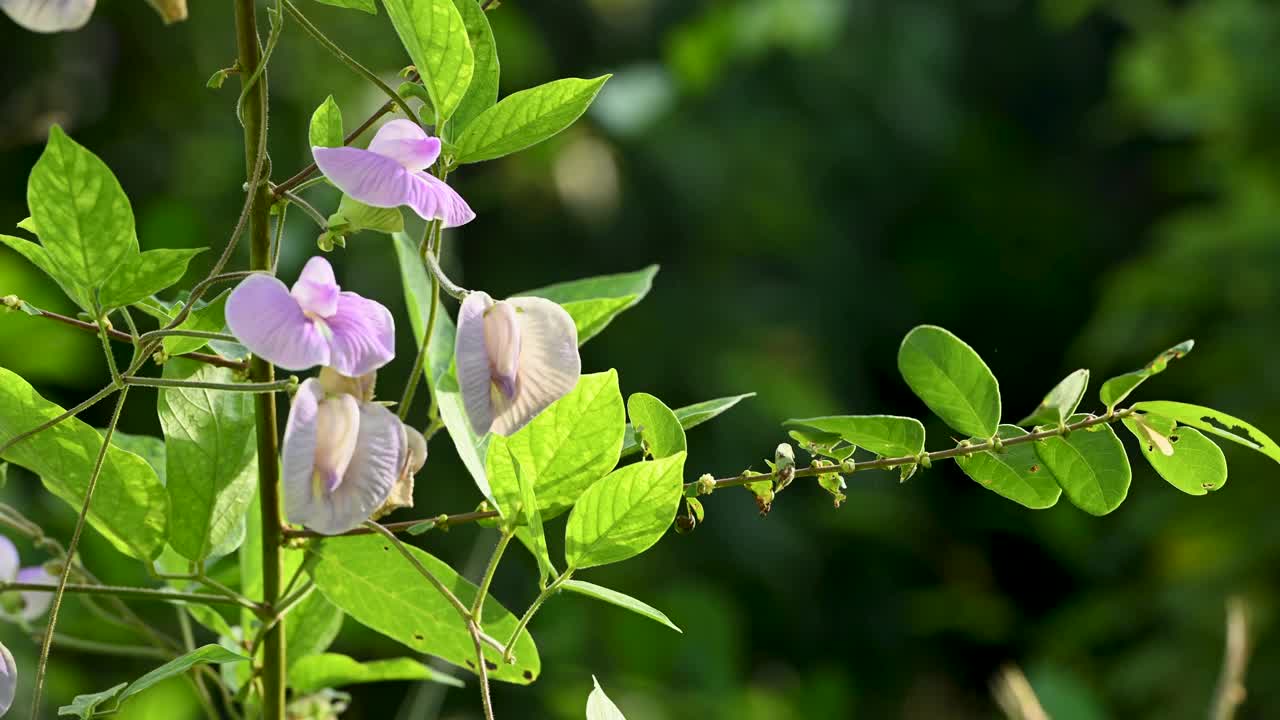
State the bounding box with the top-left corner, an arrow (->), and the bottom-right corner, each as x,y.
897,325 -> 1001,438
286,589 -> 344,667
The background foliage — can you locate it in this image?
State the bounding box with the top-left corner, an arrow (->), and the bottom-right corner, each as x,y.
1,0 -> 1278,717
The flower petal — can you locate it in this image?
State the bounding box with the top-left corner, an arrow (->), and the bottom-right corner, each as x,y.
325,292 -> 395,377
283,379 -> 323,529
313,146 -> 421,209
226,274 -> 330,371
491,297 -> 581,436
2,0 -> 94,32
290,256 -> 339,318
315,402 -> 404,534
456,291 -> 496,435
484,301 -> 521,400
0,537 -> 18,583
14,566 -> 53,622
406,172 -> 476,228
367,119 -> 441,171
313,394 -> 361,493
0,641 -> 14,718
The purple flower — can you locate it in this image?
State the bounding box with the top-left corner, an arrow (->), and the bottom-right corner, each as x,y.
283,371 -> 424,535
226,256 -> 394,376
456,292 -> 581,436
312,119 -> 475,228
0,640 -> 13,717
1,0 -> 94,32
0,535 -> 52,623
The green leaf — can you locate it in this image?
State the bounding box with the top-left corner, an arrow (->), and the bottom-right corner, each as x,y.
310,95 -> 345,148
1018,369 -> 1089,427
313,0 -> 377,13
787,428 -> 855,462
455,76 -> 612,164
286,589 -> 344,667
312,534 -> 540,684
783,415 -> 924,458
898,325 -> 1001,438
332,194 -> 404,236
1034,415 -> 1131,515
0,233 -> 91,308
0,368 -> 166,559
564,452 -> 685,569
1123,419 -> 1227,496
510,449 -> 552,584
157,359 -> 257,561
58,683 -> 127,718
486,371 -> 625,519
587,676 -> 627,720
27,126 -> 139,312
1099,340 -> 1194,411
621,393 -> 753,458
1131,401 -> 1280,464
289,653 -> 463,694
955,424 -> 1061,509
448,0 -> 498,135
183,603 -> 235,639
518,266 -> 657,344
627,393 -> 686,460
108,432 -> 166,482
160,291 -> 232,357
383,0 -> 474,124
98,248 -> 205,309
562,579 -> 681,633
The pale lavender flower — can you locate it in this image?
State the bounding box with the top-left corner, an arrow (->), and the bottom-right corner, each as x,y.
456,291 -> 581,436
283,372 -> 424,535
226,256 -> 394,377
312,119 -> 475,227
0,640 -> 13,717
1,0 -> 94,32
0,536 -> 52,623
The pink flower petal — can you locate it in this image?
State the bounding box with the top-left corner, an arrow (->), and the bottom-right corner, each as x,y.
456,291 -> 496,435
291,256 -> 339,318
491,297 -> 581,436
283,379 -> 323,529
226,274 -> 330,371
325,292 -> 395,377
2,0 -> 95,32
14,566 -> 53,622
0,641 -> 13,717
0,537 -> 17,583
367,119 -> 441,171
313,146 -> 420,209
408,172 -> 476,228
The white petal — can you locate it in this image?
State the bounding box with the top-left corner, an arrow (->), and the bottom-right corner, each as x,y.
283,379 -> 323,528
491,297 -> 581,436
317,402 -> 404,534
483,301 -> 522,401
0,537 -> 18,583
313,394 -> 361,493
0,641 -> 13,717
2,0 -> 94,32
456,291 -> 496,435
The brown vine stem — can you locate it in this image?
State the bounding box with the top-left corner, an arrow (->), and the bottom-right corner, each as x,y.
1210,596 -> 1250,720
284,409 -> 1138,541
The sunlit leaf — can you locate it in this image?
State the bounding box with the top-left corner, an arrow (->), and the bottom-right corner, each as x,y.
1123,418 -> 1226,495
1132,400 -> 1280,464
448,0 -> 498,135
784,415 -> 924,458
99,248 -> 205,310
1098,340 -> 1193,411
383,0 -> 474,123
1034,415 -> 1130,515
562,579 -> 681,633
309,95 -> 345,148
518,266 -> 657,344
627,393 -> 686,460
621,393 -> 753,458
587,676 -> 627,720
955,424 -> 1060,509
565,452 -> 685,569
289,653 -> 463,694
1018,369 -> 1089,427
897,325 -> 1001,439
455,76 -> 612,163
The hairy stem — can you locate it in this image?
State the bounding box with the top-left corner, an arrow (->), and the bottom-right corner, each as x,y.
424,243 -> 469,300
29,387 -> 128,719
278,189 -> 328,229
0,581 -> 258,609
471,531 -> 513,624
469,622 -> 497,720
503,569 -> 571,663
235,0 -> 287,716
122,375 -> 295,394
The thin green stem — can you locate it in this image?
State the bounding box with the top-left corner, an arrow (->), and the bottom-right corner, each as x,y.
122,375 -> 295,393
278,189 -> 328,229
139,329 -> 240,344
283,0 -> 421,126
1,581 -> 258,609
471,531 -> 513,624
35,633 -> 170,660
503,569 -> 571,663
364,521 -> 471,620
469,622 -> 497,720
161,271 -> 261,332
95,312 -> 122,384
398,220 -> 442,420
424,242 -> 469,300
0,383 -> 117,457
283,509 -> 500,539
30,387 -> 128,719
270,200 -> 289,274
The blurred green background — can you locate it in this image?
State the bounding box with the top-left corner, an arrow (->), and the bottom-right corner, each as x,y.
2,0 -> 1279,717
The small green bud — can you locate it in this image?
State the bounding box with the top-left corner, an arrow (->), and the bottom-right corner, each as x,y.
989,434 -> 1005,453
839,459 -> 856,475
696,473 -> 716,496
1,295 -> 20,310
916,452 -> 932,469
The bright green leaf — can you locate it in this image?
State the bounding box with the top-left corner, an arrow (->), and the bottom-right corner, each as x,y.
1131,401 -> 1280,464
313,0 -> 377,11
0,368 -> 166,559
286,588 -> 344,668
310,95 -> 345,147
786,427 -> 855,462
562,579 -> 681,633
784,415 -> 924,459
1018,368 -> 1089,428
627,393 -> 686,460
487,371 -> 625,518
518,266 -> 657,344
27,126 -> 139,312
560,297 -> 637,345
99,248 -> 205,309
119,645 -> 247,707
58,683 -> 127,718
898,325 -> 1001,438
510,449 -> 552,584
383,0 -> 474,123
158,359 -> 257,561
183,603 -> 235,640
1123,419 -> 1226,495
448,0 -> 498,135
0,233 -> 90,308
955,424 -> 1060,509
1099,340 -> 1194,411
1034,414 -> 1131,515
289,653 -> 463,694
159,291 -> 232,358
587,676 -> 627,720
312,534 -> 540,683
621,393 -> 753,458
108,432 -> 166,482
564,452 -> 685,569
455,76 -> 612,164
332,194 -> 404,236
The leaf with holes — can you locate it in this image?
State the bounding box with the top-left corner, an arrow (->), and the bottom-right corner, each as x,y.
312,534 -> 540,683
565,452 -> 685,569
1123,418 -> 1227,495
955,424 -> 1060,509
1099,340 -> 1194,411
1132,401 -> 1280,465
1034,414 -> 1130,515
